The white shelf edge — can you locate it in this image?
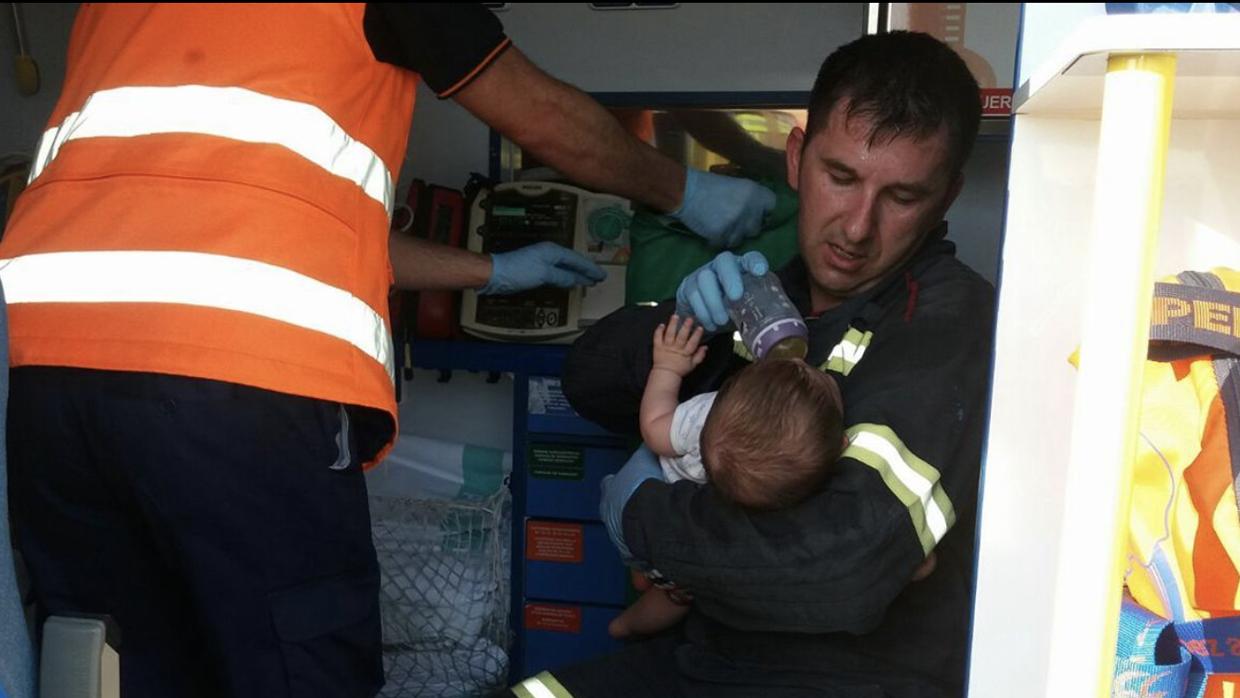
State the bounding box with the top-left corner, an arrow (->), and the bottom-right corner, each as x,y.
1014,13 -> 1240,119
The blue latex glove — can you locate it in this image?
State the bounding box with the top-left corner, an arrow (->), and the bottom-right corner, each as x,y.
674,250 -> 769,332
669,169 -> 777,249
479,241 -> 606,295
599,444 -> 663,561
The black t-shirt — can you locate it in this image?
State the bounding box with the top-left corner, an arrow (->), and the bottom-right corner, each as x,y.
364,3 -> 510,98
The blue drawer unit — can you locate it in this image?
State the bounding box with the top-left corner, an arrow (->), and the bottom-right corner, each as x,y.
526,376 -> 615,437
521,602 -> 624,677
525,443 -> 631,520
524,520 -> 628,606
409,341 -> 637,682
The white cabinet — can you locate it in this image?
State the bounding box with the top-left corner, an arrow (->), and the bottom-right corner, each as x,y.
969,13 -> 1240,698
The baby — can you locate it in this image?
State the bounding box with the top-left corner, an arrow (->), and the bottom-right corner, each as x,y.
608,314 -> 846,639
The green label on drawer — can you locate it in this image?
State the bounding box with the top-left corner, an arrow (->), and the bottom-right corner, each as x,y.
529,444 -> 585,480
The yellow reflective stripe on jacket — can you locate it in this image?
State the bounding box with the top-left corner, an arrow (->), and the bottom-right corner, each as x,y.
513,672 -> 575,698
844,423 -> 956,555
731,330 -> 755,362
819,327 -> 873,376
0,250 -> 394,383
737,326 -> 873,375
29,85 -> 395,216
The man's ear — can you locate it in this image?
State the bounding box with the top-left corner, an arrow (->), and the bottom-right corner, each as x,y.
785,127 -> 806,192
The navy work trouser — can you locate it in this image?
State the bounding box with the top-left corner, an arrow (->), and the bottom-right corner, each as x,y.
8,367 -> 383,698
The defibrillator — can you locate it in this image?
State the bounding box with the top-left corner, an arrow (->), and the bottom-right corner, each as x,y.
460,181 -> 631,343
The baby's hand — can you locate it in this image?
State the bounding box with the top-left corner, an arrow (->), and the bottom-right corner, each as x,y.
652,314 -> 707,377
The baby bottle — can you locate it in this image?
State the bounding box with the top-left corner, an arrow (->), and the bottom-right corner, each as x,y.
725,271 -> 808,360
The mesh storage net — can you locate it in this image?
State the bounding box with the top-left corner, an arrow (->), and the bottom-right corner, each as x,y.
370,488 -> 510,697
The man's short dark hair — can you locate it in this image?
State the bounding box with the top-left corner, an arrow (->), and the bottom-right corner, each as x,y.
806,31 -> 982,173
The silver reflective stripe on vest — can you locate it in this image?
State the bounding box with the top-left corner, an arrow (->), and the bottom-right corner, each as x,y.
844,423 -> 955,555
28,85 -> 394,216
0,251 -> 394,383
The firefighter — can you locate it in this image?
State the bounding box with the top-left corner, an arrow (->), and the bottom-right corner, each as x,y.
510,31 -> 993,698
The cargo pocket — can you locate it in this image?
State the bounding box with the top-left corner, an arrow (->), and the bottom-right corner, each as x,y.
268,569 -> 383,698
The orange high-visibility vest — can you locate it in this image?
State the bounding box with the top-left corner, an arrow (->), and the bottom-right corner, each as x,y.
0,4 -> 417,463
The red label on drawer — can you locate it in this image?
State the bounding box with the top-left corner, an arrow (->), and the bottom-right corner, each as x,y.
526,521 -> 584,563
525,603 -> 583,634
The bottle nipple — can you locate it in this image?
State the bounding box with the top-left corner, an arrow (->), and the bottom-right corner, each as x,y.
764,336 -> 808,361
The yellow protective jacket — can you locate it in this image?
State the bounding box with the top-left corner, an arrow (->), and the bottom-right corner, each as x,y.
1119,268 -> 1240,698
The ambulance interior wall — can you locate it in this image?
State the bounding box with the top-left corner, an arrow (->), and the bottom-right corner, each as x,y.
0,2 -> 1010,469
1,4 -> 75,162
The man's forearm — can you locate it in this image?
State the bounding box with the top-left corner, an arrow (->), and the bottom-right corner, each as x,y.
388,233 -> 490,291
515,75 -> 685,212
453,47 -> 685,213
